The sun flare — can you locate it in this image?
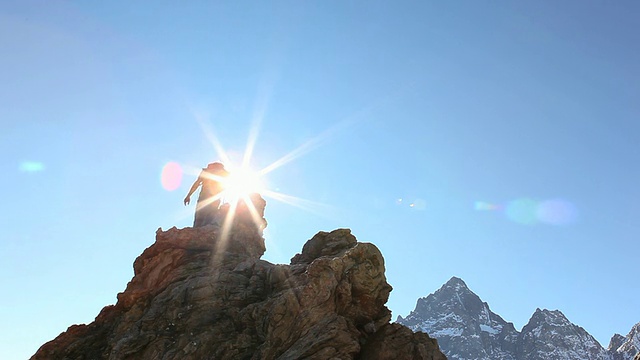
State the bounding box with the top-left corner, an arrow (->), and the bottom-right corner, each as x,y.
185,103 -> 354,242
221,167 -> 265,205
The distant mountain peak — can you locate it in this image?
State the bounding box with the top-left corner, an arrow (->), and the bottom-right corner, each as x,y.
518,306 -> 608,360
611,322 -> 640,359
527,308 -> 570,327
530,308 -> 566,320
398,277 -> 518,360
397,277 -> 630,360
445,276 -> 467,288
610,333 -> 627,351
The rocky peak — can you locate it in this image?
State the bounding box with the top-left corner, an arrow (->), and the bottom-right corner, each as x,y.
443,276 -> 468,290
610,333 -> 627,351
398,277 -> 517,360
32,196 -> 445,360
609,322 -> 640,360
517,308 -> 607,360
290,228 -> 357,266
410,277 -> 480,317
397,278 -> 625,360
624,323 -> 640,351
524,308 -> 570,328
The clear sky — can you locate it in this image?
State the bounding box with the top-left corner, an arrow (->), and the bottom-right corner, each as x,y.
1,1 -> 639,359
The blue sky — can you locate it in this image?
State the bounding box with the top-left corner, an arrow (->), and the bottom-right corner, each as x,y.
1,1 -> 639,358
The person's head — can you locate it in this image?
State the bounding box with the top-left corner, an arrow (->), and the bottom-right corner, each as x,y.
205,162 -> 225,170
204,162 -> 229,176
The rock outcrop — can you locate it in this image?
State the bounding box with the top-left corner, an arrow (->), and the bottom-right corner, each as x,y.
32,196 -> 445,360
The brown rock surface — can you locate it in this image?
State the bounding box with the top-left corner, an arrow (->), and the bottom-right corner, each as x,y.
32,197 -> 445,360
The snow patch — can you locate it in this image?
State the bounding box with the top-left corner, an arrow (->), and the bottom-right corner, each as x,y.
480,324 -> 500,335
429,327 -> 464,337
455,292 -> 466,310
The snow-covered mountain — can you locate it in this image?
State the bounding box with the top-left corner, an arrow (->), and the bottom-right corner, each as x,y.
517,308 -> 608,360
397,277 -> 517,360
398,277 -> 639,360
608,323 -> 640,360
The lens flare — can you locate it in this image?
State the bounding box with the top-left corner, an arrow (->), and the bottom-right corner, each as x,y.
537,199 -> 578,225
474,201 -> 501,211
161,162 -> 183,191
410,198 -> 427,210
19,161 -> 45,172
502,198 -> 578,226
506,198 -> 538,225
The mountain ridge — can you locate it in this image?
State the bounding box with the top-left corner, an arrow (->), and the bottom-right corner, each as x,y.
398,276 -> 639,360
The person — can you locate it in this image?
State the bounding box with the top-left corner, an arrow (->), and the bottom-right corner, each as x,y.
184,162 -> 229,227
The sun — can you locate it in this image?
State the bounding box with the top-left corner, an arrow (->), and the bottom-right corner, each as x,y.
187,102 -> 355,236
221,167 -> 265,205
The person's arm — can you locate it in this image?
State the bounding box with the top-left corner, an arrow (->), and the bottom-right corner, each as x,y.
184,173 -> 203,205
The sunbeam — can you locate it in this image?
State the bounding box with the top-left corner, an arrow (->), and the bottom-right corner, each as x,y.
195,192 -> 225,212
193,110 -> 232,165
240,194 -> 266,229
185,99 -> 363,235
258,117 -> 357,177
261,189 -> 336,217
243,91 -> 269,169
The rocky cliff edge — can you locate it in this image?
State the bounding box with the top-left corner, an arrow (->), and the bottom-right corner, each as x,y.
32,198 -> 445,360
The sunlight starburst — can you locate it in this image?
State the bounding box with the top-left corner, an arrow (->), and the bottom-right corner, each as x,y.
184,104 -> 359,259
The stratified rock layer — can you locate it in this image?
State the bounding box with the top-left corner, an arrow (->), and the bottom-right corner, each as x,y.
32,205 -> 445,360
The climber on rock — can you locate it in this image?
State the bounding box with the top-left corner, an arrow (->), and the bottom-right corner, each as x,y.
184,162 -> 229,227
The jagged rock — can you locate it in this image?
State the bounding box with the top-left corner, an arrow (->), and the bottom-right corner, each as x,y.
609,323 -> 640,360
611,334 -> 629,356
517,308 -> 608,360
397,276 -> 625,360
359,323 -> 446,360
290,228 -> 357,266
398,277 -> 517,360
32,199 -> 444,360
607,334 -> 631,360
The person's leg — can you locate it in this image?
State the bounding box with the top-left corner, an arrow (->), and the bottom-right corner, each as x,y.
194,200 -> 220,227
193,205 -> 203,227
206,200 -> 221,226
193,199 -> 208,227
